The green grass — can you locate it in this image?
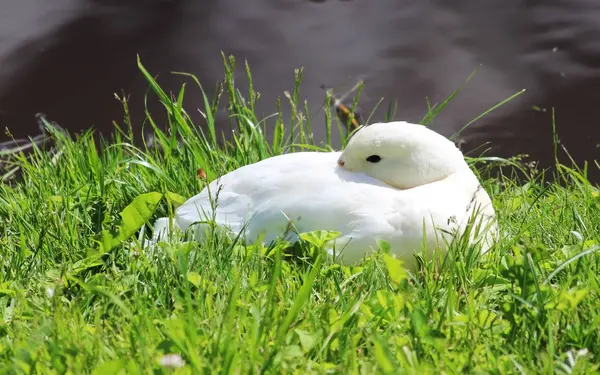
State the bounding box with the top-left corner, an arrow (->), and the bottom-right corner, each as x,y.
1,54 -> 600,374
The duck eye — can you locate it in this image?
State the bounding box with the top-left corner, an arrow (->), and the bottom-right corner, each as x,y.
366,155 -> 381,163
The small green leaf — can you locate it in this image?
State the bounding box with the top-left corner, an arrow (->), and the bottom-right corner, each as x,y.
376,290 -> 390,310
295,329 -> 319,353
382,253 -> 408,286
411,308 -> 429,337
373,335 -> 396,374
47,195 -> 63,203
187,272 -> 202,287
70,255 -> 105,277
508,196 -> 523,212
378,239 -> 391,254
166,191 -> 187,208
0,283 -> 15,297
299,230 -> 341,249
92,360 -> 125,375
547,287 -> 590,311
97,192 -> 163,252
281,345 -> 303,359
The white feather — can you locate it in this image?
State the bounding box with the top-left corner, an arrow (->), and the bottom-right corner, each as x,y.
153,121 -> 497,268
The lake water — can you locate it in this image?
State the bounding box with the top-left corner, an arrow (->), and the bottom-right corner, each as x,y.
1,0 -> 599,180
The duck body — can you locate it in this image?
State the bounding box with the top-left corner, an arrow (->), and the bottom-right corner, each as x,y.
154,122 -> 497,267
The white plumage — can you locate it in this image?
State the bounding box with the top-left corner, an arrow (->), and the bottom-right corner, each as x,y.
153,121 -> 497,268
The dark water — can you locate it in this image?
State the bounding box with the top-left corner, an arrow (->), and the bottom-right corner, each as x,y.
1,0 -> 599,180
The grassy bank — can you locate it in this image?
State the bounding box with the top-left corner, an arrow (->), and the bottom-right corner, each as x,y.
1,56 -> 599,374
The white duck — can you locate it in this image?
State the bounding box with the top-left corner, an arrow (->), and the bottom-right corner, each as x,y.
153,121 -> 497,268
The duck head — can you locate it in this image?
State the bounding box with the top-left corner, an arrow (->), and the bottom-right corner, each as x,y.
337,121 -> 468,189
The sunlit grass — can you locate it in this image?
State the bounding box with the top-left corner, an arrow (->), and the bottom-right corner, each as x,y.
0,54 -> 599,374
